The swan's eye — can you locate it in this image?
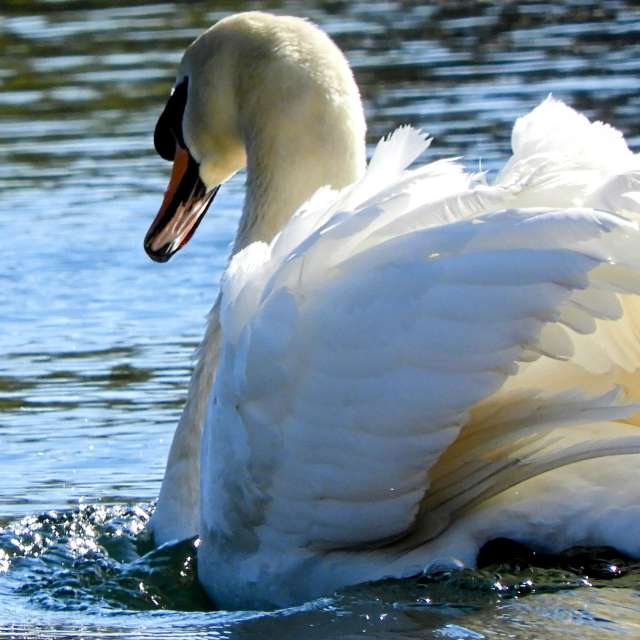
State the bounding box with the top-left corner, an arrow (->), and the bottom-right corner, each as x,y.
154,77 -> 189,161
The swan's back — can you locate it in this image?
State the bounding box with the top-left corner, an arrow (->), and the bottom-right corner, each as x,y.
198,99 -> 640,608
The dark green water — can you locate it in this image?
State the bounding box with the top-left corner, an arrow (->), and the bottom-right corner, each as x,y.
2,1 -> 640,637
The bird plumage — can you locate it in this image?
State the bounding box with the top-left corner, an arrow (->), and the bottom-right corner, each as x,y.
144,12 -> 640,609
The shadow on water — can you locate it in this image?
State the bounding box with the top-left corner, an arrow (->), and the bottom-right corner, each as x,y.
2,0 -> 640,637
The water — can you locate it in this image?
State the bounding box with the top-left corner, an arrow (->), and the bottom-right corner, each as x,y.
2,0 -> 640,637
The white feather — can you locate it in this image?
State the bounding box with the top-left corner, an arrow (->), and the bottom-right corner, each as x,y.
201,115 -> 640,605
148,13 -> 640,610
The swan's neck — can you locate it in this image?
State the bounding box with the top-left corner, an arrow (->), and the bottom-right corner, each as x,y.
232,101 -> 367,252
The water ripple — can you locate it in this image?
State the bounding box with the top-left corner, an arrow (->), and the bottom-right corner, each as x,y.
2,0 -> 640,637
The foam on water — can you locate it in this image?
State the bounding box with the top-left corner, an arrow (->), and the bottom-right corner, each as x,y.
2,504 -> 640,638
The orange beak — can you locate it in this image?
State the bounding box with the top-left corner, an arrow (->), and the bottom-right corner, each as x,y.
144,145 -> 218,262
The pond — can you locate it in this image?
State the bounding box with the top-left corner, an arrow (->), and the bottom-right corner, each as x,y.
2,0 -> 640,637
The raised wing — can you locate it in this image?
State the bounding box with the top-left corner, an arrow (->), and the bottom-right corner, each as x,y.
202,122 -> 640,554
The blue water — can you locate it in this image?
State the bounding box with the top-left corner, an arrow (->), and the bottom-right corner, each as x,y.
2,1 -> 640,637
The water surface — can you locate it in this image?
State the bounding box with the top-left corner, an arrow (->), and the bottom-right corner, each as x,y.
2,1 -> 640,638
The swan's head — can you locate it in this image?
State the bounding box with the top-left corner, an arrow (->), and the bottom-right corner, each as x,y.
145,11 -> 366,262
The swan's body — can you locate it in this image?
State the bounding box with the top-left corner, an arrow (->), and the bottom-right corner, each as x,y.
145,12 -> 640,609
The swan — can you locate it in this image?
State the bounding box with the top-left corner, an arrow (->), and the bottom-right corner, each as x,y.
143,11 -> 640,609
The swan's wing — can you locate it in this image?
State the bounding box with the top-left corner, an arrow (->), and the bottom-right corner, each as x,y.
496,96 -> 640,211
205,170 -> 640,555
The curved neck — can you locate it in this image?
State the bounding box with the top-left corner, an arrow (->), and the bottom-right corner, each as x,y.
232,100 -> 367,253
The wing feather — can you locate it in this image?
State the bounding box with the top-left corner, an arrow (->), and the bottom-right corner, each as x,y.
203,107 -> 640,557
207,199 -> 640,551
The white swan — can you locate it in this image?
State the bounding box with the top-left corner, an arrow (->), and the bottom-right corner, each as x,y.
144,12 -> 640,609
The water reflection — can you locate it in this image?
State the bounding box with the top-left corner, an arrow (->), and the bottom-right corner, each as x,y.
2,0 -> 640,637
2,1 -> 639,193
